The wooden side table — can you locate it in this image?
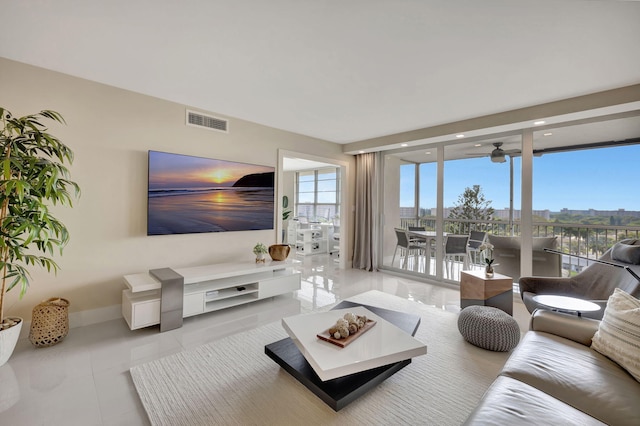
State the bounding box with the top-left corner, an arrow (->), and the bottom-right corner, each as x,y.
460,270 -> 513,315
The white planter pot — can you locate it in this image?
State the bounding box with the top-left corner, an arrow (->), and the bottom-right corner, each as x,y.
0,318 -> 23,367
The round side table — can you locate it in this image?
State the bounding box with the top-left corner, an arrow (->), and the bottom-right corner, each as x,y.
532,295 -> 601,317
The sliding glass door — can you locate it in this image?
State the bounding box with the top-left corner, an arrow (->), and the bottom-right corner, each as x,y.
378,113 -> 640,289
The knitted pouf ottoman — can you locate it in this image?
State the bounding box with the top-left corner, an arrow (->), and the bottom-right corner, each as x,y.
457,305 -> 520,352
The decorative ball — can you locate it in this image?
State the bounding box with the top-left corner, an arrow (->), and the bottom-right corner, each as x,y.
344,312 -> 357,323
337,325 -> 350,339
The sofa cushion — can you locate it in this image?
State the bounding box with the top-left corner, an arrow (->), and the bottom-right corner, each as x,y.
463,376 -> 606,425
500,331 -> 640,425
611,240 -> 640,264
591,288 -> 640,382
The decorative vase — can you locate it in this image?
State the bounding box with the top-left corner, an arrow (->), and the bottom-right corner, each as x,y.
255,253 -> 266,263
269,244 -> 291,261
0,317 -> 23,367
485,265 -> 494,278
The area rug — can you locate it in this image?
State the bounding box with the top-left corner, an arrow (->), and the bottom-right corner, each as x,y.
130,290 -> 511,425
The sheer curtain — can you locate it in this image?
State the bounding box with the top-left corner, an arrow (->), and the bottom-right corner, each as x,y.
353,152 -> 380,271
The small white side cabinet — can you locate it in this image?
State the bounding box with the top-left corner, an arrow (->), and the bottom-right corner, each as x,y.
295,224 -> 331,256
122,260 -> 301,330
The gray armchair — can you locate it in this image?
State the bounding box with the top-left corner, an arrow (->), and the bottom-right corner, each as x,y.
519,239 -> 640,320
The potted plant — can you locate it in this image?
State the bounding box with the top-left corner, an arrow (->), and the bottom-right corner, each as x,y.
479,242 -> 496,277
282,195 -> 292,221
253,242 -> 268,263
0,108 -> 79,366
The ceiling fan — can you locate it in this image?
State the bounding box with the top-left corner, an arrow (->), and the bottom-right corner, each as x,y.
467,142 -> 521,163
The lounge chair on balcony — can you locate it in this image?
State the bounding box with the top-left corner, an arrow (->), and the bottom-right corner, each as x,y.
487,235 -> 560,282
518,238 -> 640,320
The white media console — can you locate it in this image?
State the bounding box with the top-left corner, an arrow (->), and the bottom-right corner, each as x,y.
122,260 -> 301,330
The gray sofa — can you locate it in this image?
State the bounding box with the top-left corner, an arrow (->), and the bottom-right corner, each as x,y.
487,235 -> 560,283
464,309 -> 640,425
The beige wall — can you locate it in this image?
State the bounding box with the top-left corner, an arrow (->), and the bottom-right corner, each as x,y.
382,155 -> 402,262
0,58 -> 355,321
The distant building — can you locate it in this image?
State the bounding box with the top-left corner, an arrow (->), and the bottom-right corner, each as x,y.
558,208 -> 640,218
399,207 -> 416,218
415,207 -> 550,221
492,208 -> 551,221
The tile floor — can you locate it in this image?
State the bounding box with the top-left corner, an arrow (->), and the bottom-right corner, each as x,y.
0,254 -> 531,425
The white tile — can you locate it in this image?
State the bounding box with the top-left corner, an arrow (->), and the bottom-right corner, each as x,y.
0,254 -> 533,425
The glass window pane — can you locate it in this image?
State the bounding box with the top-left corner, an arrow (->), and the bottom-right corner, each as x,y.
419,162 -> 437,227
298,192 -> 315,203
400,163 -> 415,218
315,205 -> 335,221
444,144 -> 516,230
298,182 -> 315,193
317,191 -> 336,203
295,167 -> 339,224
297,204 -> 314,218
298,171 -> 315,182
317,180 -> 336,192
317,170 -> 337,180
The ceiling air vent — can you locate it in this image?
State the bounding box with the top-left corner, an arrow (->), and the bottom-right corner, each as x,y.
186,110 -> 228,133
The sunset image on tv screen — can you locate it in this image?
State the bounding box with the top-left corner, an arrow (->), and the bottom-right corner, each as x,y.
147,151 -> 275,235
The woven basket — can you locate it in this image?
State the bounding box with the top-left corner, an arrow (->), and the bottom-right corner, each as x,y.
29,298 -> 70,348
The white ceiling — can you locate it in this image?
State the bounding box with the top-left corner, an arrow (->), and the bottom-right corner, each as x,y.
1,1 -> 639,145
394,113 -> 640,163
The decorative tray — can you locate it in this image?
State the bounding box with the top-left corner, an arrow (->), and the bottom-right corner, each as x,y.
316,319 -> 377,348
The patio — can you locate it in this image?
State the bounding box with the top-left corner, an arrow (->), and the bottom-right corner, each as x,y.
385,218 -> 640,284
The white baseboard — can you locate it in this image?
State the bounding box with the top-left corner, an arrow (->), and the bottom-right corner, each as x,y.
18,304 -> 123,340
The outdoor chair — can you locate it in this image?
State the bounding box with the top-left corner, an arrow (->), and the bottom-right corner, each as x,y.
519,238 -> 640,320
392,228 -> 427,272
487,235 -> 560,282
444,234 -> 470,279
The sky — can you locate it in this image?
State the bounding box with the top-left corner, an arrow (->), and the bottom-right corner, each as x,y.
148,150 -> 274,190
400,144 -> 640,212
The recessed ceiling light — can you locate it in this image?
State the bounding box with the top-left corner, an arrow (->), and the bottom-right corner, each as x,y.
543,132 -> 553,137
425,151 -> 431,155
401,143 -> 408,147
358,150 -> 365,153
534,120 -> 545,125
456,134 -> 465,138
474,144 -> 482,147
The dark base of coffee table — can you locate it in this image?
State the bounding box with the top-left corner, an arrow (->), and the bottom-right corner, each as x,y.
264,301 -> 421,411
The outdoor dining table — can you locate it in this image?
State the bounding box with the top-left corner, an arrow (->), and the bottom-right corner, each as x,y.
406,230 -> 448,275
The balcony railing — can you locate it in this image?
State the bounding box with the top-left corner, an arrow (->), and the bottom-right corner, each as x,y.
400,217 -> 640,276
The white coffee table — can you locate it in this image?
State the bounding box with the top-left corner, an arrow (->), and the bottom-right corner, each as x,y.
281,306 -> 427,381
532,295 -> 601,317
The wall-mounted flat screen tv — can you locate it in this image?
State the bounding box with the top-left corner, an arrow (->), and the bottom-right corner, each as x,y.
147,150 -> 275,235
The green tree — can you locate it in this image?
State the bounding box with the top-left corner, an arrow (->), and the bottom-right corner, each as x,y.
0,109 -> 80,324
448,185 -> 494,232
